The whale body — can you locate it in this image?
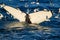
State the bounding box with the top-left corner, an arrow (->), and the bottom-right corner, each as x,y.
2,5 -> 52,24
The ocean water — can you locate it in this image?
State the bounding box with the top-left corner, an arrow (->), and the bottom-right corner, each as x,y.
0,0 -> 60,40
0,21 -> 60,40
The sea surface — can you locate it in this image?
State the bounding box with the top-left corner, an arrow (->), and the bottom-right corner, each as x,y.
0,0 -> 60,40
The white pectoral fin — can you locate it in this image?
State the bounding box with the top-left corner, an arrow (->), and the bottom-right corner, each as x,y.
3,5 -> 26,22
29,11 -> 52,24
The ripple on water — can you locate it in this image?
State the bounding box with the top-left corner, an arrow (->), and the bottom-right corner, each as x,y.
0,21 -> 60,40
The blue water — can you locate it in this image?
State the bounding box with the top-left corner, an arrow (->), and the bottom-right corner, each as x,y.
0,0 -> 60,40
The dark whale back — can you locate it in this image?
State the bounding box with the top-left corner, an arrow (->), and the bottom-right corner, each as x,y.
25,14 -> 31,24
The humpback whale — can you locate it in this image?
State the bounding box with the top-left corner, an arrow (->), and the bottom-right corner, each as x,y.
0,4 -> 52,24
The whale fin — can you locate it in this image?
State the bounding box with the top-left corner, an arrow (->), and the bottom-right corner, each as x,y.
29,11 -> 52,24
2,5 -> 52,24
3,5 -> 26,22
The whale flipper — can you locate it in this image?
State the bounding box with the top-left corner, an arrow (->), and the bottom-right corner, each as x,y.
3,5 -> 26,22
29,11 -> 52,24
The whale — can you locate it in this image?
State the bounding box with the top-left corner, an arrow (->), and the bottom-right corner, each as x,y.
0,4 -> 52,24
